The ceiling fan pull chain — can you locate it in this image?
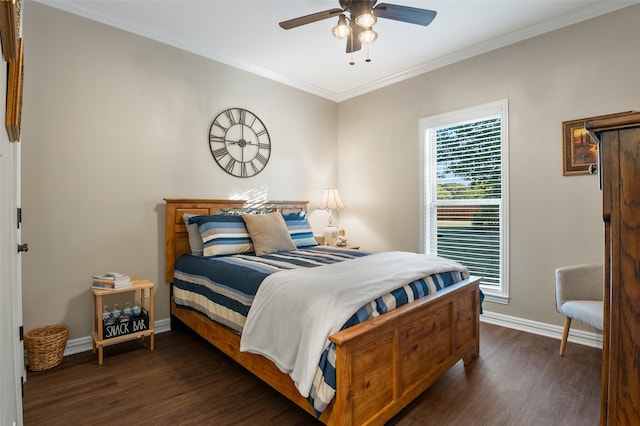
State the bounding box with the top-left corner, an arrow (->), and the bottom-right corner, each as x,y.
349,31 -> 355,65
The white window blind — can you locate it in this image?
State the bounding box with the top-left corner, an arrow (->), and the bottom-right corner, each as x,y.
420,100 -> 509,303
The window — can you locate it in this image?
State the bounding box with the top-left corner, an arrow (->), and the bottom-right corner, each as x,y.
419,100 -> 509,303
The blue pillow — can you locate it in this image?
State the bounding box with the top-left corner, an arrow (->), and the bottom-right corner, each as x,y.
282,211 -> 318,248
189,215 -> 253,256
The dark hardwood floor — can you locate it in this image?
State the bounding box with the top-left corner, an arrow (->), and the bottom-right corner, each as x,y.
23,323 -> 601,425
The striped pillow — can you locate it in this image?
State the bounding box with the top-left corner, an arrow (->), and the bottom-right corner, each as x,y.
283,212 -> 318,248
189,215 -> 253,256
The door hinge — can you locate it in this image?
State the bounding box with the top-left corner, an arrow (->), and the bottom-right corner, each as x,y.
21,376 -> 24,398
19,325 -> 23,341
16,207 -> 21,229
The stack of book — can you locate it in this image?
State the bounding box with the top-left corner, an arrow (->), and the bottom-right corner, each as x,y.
92,272 -> 132,290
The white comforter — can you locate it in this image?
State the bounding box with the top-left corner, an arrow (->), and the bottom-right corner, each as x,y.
239,251 -> 467,398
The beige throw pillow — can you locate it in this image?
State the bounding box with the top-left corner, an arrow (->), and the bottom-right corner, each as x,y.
242,212 -> 297,256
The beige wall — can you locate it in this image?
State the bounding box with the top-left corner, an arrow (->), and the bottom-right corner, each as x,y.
21,3 -> 338,339
337,4 -> 640,326
20,2 -> 640,340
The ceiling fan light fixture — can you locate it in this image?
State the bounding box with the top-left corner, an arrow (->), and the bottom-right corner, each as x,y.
278,1 -> 438,65
331,14 -> 351,39
355,12 -> 377,28
358,28 -> 378,45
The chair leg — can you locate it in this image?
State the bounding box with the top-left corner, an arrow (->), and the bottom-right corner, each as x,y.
560,317 -> 571,356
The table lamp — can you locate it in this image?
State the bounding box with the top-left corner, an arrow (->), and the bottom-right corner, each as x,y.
320,188 -> 344,246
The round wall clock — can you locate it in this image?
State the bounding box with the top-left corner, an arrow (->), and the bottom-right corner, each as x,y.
208,108 -> 271,178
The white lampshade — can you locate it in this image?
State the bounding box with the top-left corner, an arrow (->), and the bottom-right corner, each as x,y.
355,12 -> 377,28
332,14 -> 351,39
358,29 -> 378,45
320,188 -> 344,210
320,188 -> 344,246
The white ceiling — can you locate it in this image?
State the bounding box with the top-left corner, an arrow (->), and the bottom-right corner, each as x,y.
34,0 -> 639,101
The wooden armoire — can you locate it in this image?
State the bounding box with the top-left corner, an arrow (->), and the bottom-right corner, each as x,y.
586,112 -> 640,425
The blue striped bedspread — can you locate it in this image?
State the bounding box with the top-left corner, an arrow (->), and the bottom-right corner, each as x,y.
172,246 -> 470,417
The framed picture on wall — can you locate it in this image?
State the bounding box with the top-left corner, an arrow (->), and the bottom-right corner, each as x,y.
6,37 -> 22,142
562,111 -> 635,176
0,0 -> 20,61
562,118 -> 597,175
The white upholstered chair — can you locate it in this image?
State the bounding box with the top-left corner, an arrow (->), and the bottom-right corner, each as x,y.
555,262 -> 604,355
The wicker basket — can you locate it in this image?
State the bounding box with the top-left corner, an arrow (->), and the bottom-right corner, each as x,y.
25,324 -> 68,371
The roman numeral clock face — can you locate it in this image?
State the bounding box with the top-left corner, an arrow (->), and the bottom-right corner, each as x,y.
209,108 -> 271,178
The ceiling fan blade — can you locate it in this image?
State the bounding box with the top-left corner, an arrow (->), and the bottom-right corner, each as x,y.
346,22 -> 363,53
373,3 -> 437,26
279,8 -> 343,30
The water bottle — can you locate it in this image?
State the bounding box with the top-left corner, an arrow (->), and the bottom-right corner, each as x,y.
112,303 -> 121,319
133,300 -> 142,316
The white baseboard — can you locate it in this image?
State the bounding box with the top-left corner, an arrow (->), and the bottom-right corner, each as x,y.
63,318 -> 171,356
61,313 -> 601,357
481,310 -> 603,349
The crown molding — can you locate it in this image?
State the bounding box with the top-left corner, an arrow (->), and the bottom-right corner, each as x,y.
34,0 -> 640,103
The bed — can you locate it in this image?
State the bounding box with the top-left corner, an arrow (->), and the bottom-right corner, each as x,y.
165,198 -> 481,425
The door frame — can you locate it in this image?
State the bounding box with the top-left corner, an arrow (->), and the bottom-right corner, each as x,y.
0,58 -> 24,426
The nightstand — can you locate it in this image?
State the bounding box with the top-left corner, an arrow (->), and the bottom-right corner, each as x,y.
91,277 -> 155,365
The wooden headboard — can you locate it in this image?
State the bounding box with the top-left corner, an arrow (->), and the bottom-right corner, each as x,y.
164,199 -> 309,283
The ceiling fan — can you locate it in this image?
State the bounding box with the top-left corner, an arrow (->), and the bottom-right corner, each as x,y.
279,0 -> 437,58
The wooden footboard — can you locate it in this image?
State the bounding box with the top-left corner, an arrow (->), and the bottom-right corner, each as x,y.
165,198 -> 481,425
171,277 -> 480,425
325,276 -> 480,425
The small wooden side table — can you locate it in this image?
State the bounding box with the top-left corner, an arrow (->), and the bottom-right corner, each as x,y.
91,277 -> 155,365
